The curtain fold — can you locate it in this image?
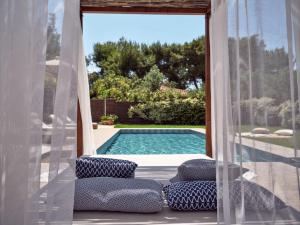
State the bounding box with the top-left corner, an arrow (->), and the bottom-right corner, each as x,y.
78,34 -> 95,156
0,0 -> 80,224
212,0 -> 300,224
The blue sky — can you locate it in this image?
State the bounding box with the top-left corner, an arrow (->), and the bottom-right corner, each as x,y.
83,14 -> 205,57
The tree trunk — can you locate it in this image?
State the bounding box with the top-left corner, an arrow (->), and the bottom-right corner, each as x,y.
193,77 -> 199,89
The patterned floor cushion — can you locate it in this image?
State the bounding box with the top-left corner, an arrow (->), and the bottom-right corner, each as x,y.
164,181 -> 217,211
76,157 -> 137,179
230,180 -> 286,211
170,159 -> 248,182
74,177 -> 164,213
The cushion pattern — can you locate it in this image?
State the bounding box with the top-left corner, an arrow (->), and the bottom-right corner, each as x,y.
76,157 -> 137,179
164,181 -> 217,211
74,177 -> 164,213
170,159 -> 248,182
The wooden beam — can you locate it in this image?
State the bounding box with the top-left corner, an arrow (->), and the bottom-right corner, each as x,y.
80,6 -> 208,14
205,12 -> 212,158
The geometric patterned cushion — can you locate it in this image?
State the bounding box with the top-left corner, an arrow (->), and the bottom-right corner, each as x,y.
170,159 -> 216,182
230,180 -> 286,211
163,181 -> 217,211
170,159 -> 248,182
76,157 -> 137,179
74,177 -> 164,213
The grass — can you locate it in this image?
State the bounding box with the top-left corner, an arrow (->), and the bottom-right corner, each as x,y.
241,125 -> 300,149
114,124 -> 205,129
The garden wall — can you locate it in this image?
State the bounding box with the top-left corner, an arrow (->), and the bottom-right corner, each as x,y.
90,99 -> 150,124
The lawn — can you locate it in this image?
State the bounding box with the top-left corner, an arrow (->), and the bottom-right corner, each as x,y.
241,125 -> 300,149
114,124 -> 205,129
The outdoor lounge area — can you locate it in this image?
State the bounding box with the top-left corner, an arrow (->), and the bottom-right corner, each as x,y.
72,125 -> 300,224
1,0 -> 300,225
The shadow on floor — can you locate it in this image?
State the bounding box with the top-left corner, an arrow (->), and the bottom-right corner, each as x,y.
73,207 -> 218,225
134,166 -> 178,185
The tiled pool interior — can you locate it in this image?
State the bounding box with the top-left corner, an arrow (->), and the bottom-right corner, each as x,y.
97,129 -> 206,155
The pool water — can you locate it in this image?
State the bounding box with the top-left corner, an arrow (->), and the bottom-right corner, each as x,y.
97,129 -> 206,154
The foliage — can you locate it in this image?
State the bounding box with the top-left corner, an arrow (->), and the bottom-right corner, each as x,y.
142,65 -> 164,91
90,74 -> 140,101
278,101 -> 300,128
100,114 -> 118,122
90,67 -> 205,124
46,13 -> 60,60
90,37 -> 205,89
240,98 -> 300,128
128,90 -> 205,125
228,35 -> 300,129
240,97 -> 279,126
229,35 -> 293,104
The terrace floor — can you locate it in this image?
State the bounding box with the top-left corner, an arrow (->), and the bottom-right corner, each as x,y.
73,127 -> 218,225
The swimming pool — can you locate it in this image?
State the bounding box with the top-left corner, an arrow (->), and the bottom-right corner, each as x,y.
97,129 -> 206,155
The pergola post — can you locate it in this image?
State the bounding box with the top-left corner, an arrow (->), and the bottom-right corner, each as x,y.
205,11 -> 212,158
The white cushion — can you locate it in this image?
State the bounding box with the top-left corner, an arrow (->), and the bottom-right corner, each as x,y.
274,129 -> 293,136
251,128 -> 270,134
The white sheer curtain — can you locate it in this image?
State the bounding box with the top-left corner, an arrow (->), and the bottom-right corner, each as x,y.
0,0 -> 80,224
211,0 -> 300,224
78,35 -> 95,156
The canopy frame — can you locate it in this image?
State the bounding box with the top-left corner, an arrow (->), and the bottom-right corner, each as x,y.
78,0 -> 212,157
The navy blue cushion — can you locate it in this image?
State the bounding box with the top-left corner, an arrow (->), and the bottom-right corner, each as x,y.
164,181 -> 217,211
76,157 -> 137,179
170,159 -> 248,182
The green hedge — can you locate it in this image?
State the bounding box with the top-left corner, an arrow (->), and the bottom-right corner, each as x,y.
128,98 -> 205,125
240,98 -> 300,128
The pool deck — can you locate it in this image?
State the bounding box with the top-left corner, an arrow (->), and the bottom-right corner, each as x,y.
73,126 -> 218,225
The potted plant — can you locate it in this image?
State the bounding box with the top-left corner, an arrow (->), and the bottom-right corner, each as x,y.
100,114 -> 118,125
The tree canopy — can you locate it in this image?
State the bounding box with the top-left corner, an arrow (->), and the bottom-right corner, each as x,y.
46,13 -> 60,60
90,37 -> 205,89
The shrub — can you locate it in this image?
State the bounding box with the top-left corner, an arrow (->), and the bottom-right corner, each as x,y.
240,97 -> 279,126
142,65 -> 164,92
128,97 -> 205,125
100,114 -> 118,125
278,100 -> 300,128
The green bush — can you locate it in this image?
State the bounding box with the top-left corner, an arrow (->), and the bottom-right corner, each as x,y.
278,100 -> 300,128
100,114 -> 118,123
128,97 -> 205,125
240,97 -> 279,126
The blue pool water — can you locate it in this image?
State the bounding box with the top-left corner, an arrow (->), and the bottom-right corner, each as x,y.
97,129 -> 206,154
